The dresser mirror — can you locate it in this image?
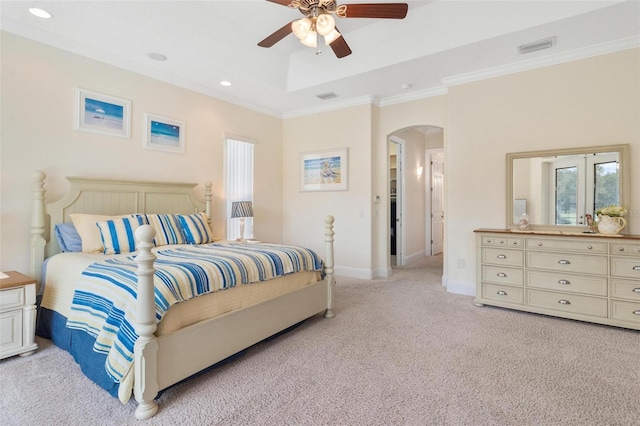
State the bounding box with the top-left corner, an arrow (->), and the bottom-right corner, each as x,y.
506,144 -> 630,230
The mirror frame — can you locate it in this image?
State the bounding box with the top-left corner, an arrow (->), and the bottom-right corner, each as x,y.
506,144 -> 630,231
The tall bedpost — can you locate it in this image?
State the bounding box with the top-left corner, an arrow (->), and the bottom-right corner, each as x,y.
323,215 -> 335,318
204,182 -> 212,225
30,171 -> 47,293
133,225 -> 159,420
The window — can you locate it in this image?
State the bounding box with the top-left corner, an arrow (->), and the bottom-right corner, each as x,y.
224,135 -> 254,240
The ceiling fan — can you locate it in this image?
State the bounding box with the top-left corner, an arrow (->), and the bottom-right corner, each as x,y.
258,0 -> 409,58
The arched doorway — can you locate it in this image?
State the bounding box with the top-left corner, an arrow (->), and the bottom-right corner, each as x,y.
388,125 -> 444,268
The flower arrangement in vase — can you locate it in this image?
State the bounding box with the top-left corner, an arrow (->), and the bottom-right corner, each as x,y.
595,205 -> 627,235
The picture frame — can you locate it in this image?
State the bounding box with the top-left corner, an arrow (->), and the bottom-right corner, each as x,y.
300,148 -> 348,191
75,88 -> 131,138
143,113 -> 185,154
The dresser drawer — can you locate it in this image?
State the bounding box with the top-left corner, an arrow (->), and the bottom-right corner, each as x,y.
482,248 -> 524,267
610,300 -> 640,324
526,289 -> 608,318
0,287 -> 25,311
610,279 -> 640,301
610,242 -> 640,256
610,257 -> 640,279
526,252 -> 608,275
526,238 -> 607,254
526,271 -> 608,296
482,236 -> 523,248
481,283 -> 523,305
482,265 -> 524,286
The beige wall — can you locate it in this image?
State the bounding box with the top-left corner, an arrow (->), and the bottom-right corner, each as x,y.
445,48 -> 640,294
282,104 -> 374,278
0,33 -> 283,273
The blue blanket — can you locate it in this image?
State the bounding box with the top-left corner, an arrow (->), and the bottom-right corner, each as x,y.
65,243 -> 323,383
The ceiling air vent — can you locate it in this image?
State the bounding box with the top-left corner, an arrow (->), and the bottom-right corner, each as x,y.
518,37 -> 556,54
316,92 -> 338,100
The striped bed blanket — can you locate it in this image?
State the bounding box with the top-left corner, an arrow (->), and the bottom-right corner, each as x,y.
66,243 -> 323,383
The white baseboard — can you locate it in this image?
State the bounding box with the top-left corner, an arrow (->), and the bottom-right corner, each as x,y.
334,265 -> 374,280
444,278 -> 475,296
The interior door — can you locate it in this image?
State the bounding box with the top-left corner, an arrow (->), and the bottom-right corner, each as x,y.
430,152 -> 444,255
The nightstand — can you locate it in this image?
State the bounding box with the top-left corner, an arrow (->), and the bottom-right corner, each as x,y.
0,271 -> 38,359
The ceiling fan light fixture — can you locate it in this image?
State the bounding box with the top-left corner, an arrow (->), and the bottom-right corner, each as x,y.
316,13 -> 335,36
292,17 -> 312,40
300,31 -> 318,48
323,29 -> 342,45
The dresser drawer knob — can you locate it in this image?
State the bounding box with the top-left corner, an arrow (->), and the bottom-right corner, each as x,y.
633,266 -> 640,271
633,288 -> 640,294
634,310 -> 640,316
558,299 -> 571,305
537,243 -> 543,247
497,273 -> 507,278
558,260 -> 571,265
558,279 -> 571,285
497,290 -> 508,296
618,247 -> 625,252
497,254 -> 507,259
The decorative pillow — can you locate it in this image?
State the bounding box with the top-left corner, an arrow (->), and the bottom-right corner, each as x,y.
96,215 -> 144,255
70,214 -> 129,253
177,212 -> 215,244
54,223 -> 83,252
137,213 -> 186,246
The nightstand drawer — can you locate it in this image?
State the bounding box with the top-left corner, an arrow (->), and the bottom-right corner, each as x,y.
610,300 -> 640,324
610,257 -> 640,279
0,309 -> 23,352
482,248 -> 524,267
0,287 -> 25,311
481,265 -> 523,286
526,289 -> 608,318
610,279 -> 640,302
481,283 -> 523,305
526,252 -> 607,275
527,270 -> 608,296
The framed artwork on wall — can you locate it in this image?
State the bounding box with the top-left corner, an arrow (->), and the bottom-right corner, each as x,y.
143,113 -> 185,154
75,88 -> 131,138
300,148 -> 349,191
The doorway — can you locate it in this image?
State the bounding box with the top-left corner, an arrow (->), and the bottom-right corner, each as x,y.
389,136 -> 404,266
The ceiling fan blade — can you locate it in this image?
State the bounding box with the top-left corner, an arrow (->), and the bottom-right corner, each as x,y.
258,21 -> 294,47
329,30 -> 352,58
342,3 -> 408,19
266,0 -> 293,6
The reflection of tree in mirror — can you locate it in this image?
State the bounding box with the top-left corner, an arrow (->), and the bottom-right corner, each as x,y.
594,162 -> 619,210
556,167 -> 577,225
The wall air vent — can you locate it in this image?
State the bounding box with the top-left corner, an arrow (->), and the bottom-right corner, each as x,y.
518,37 -> 556,54
316,92 -> 338,100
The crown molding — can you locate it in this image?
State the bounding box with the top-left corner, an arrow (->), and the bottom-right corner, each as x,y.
442,36 -> 640,88
282,95 -> 376,119
376,86 -> 449,107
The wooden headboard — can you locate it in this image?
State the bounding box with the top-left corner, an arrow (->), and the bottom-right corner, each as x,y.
30,171 -> 212,289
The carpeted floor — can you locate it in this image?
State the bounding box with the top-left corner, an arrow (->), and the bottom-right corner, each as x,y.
1,254 -> 638,425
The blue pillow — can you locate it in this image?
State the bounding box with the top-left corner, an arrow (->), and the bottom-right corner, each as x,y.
177,213 -> 215,244
54,223 -> 83,252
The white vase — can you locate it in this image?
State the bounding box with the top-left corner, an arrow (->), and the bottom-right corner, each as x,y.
597,215 -> 626,235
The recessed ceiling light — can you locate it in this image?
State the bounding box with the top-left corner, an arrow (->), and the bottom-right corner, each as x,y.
147,52 -> 167,61
401,83 -> 412,90
28,8 -> 52,19
220,81 -> 232,87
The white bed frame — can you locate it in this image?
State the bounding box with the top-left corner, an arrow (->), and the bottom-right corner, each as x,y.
30,171 -> 335,420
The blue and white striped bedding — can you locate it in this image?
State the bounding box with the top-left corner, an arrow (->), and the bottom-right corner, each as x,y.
65,243 -> 323,383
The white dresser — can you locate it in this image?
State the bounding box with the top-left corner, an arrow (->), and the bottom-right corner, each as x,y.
474,230 -> 640,330
0,271 -> 38,359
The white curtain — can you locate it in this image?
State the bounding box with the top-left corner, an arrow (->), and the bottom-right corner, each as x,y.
224,136 -> 254,240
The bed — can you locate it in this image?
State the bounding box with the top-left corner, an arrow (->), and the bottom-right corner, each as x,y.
29,171 -> 335,420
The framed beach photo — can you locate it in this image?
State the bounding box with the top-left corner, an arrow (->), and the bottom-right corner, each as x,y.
300,148 -> 348,191
143,113 -> 185,154
75,88 -> 131,138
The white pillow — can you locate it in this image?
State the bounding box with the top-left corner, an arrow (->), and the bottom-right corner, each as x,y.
70,214 -> 127,253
